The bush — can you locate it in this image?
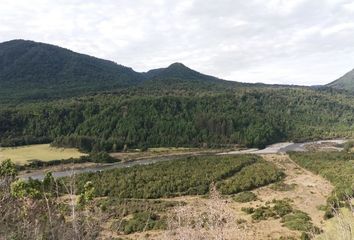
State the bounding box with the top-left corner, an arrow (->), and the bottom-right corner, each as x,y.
116,212 -> 165,234
241,207 -> 255,214
252,206 -> 276,220
272,199 -> 293,217
281,211 -> 312,231
233,191 -> 257,203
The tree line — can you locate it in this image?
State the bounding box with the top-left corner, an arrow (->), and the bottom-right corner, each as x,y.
2,88 -> 354,151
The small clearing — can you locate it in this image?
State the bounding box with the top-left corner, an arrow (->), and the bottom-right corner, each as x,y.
0,144 -> 86,165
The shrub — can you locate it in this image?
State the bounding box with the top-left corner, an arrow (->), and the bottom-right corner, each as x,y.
241,207 -> 255,214
233,191 -> 257,203
281,211 -> 312,231
252,206 -> 276,220
116,212 -> 165,234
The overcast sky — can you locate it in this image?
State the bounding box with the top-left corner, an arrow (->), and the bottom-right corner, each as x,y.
2,0 -> 354,85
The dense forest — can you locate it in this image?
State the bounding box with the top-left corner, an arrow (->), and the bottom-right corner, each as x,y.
71,155 -> 283,198
1,87 -> 354,150
2,40 -> 354,151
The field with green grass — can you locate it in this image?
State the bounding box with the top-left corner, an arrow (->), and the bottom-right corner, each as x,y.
0,144 -> 86,165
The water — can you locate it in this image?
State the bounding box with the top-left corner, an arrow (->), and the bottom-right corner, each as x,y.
20,139 -> 347,181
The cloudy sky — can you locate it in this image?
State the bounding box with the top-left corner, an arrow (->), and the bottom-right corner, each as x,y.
1,0 -> 354,85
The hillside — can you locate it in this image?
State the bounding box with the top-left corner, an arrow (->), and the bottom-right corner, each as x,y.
0,40 -> 143,101
0,40 -> 246,102
1,39 -> 354,150
2,87 -> 354,150
326,68 -> 354,91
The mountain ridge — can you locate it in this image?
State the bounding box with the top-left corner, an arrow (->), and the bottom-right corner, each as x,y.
0,39 -> 243,101
0,39 -> 352,102
326,68 -> 354,91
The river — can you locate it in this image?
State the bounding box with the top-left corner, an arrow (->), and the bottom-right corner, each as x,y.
20,139 -> 347,180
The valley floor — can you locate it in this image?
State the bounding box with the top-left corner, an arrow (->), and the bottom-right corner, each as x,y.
102,153 -> 334,240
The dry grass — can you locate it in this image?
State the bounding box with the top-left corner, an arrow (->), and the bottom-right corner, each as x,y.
0,144 -> 86,165
316,199 -> 354,240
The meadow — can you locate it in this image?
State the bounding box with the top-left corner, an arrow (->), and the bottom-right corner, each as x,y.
0,144 -> 86,165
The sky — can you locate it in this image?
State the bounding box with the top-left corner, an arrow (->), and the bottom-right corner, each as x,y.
1,0 -> 354,85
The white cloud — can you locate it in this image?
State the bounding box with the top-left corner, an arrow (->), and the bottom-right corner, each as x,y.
1,0 -> 354,85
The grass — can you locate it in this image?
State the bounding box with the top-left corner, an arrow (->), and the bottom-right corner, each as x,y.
0,144 -> 86,165
316,208 -> 354,240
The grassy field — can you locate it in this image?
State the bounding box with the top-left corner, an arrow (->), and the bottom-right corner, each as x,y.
0,144 -> 86,165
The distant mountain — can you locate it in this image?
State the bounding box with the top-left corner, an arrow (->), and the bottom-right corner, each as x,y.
327,68 -> 354,91
0,40 -> 142,101
141,62 -> 241,89
0,40 -> 246,102
144,62 -> 221,82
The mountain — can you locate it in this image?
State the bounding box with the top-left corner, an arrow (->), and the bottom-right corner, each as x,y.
326,68 -> 354,91
144,62 -> 221,82
0,40 -> 247,102
140,62 -> 240,91
0,40 -> 142,101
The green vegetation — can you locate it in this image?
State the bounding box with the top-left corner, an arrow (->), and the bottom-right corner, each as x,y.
233,191 -> 257,203
242,199 -> 317,233
15,152 -> 118,171
218,162 -> 284,194
289,152 -> 354,205
289,152 -> 354,220
3,40 -> 354,153
250,199 -> 293,220
0,40 -> 142,102
72,155 -> 283,199
343,140 -> 354,152
3,87 -> 354,151
0,159 -> 108,239
327,68 -> 354,92
281,211 -> 313,231
114,212 -> 166,234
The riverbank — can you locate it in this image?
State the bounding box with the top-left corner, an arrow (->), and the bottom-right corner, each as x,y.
19,139 -> 348,180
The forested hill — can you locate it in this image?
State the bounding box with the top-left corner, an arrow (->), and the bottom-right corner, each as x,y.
2,87 -> 354,150
0,40 -> 247,102
0,40 -> 145,101
327,68 -> 354,92
2,39 -> 354,150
